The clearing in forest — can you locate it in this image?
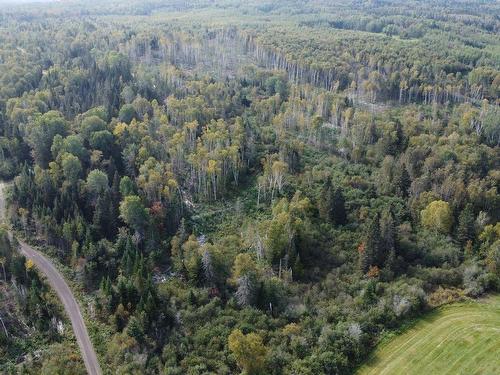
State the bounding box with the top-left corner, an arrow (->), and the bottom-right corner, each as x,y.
357,295 -> 500,375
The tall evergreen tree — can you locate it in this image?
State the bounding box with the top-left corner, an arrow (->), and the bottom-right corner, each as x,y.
332,187 -> 347,225
395,164 -> 411,198
379,209 -> 395,266
92,195 -> 106,236
318,179 -> 347,225
457,204 -> 475,246
318,179 -> 334,221
360,214 -> 381,273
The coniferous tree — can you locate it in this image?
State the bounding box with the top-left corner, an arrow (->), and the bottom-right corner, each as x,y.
358,243 -> 367,274
396,164 -> 411,198
92,195 -> 106,236
318,179 -> 334,221
332,187 -> 347,225
458,204 -> 475,246
379,209 -> 395,266
384,247 -> 397,279
360,214 -> 380,273
318,179 -> 347,225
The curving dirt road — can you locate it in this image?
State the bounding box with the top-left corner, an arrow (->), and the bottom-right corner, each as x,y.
0,182 -> 102,375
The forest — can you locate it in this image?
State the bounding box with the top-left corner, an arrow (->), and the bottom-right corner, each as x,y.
0,0 -> 499,374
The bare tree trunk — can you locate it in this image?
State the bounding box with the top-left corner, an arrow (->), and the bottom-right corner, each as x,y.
0,315 -> 8,338
1,263 -> 5,283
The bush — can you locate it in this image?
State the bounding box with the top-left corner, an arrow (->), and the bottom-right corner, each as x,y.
463,264 -> 491,297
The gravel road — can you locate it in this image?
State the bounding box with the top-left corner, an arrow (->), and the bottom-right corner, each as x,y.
0,181 -> 102,375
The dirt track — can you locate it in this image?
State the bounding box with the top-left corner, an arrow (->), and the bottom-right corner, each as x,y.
0,181 -> 102,375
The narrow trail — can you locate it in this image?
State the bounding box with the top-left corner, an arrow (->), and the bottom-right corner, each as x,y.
0,181 -> 102,375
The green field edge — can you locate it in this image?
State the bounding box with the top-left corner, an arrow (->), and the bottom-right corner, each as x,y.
355,294 -> 500,375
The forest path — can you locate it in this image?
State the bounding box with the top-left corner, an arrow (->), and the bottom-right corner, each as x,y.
0,181 -> 102,375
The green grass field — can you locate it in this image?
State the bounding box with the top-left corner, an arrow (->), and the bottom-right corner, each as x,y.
357,295 -> 500,375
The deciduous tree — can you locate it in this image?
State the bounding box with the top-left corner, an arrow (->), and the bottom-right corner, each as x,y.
228,329 -> 267,375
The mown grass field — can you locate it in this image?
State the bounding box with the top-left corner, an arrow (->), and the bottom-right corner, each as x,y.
358,295 -> 500,375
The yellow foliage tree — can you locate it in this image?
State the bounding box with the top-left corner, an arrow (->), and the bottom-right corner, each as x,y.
228,329 -> 267,375
421,200 -> 453,234
230,253 -> 258,285
25,258 -> 34,270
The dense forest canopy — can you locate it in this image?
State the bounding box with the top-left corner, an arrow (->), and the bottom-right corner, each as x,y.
0,0 -> 499,374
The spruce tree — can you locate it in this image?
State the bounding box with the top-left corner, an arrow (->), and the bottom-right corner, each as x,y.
396,164 -> 411,198
458,204 -> 475,246
92,195 -> 105,236
361,214 -> 380,273
379,209 -> 395,266
358,242 -> 370,274
332,187 -> 347,225
384,248 -> 397,279
318,179 -> 347,225
318,179 -> 334,221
